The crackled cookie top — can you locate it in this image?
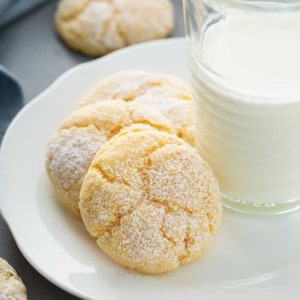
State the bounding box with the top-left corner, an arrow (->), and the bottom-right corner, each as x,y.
80,70 -> 195,145
0,258 -> 27,300
79,128 -> 222,274
55,0 -> 174,56
46,100 -> 174,217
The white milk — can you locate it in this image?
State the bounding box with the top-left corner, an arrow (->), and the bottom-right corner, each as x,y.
190,10 -> 300,205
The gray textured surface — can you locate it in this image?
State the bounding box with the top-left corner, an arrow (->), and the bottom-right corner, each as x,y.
0,0 -> 185,299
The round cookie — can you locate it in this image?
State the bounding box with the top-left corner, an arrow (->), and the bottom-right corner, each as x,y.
80,70 -> 195,145
79,128 -> 222,274
0,258 -> 27,300
55,0 -> 174,56
46,100 -> 174,217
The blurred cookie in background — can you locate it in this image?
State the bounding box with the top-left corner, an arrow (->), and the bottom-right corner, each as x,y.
55,0 -> 174,56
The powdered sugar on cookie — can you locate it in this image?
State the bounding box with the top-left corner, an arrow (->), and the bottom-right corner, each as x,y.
80,70 -> 195,145
46,100 -> 174,217
80,129 -> 222,274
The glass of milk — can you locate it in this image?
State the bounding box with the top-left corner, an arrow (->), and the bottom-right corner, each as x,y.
184,0 -> 300,214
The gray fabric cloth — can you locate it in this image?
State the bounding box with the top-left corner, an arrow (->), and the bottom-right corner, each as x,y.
0,0 -> 49,28
0,65 -> 23,143
0,0 -> 49,142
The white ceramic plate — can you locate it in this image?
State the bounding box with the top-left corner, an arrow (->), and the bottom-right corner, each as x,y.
0,38 -> 299,300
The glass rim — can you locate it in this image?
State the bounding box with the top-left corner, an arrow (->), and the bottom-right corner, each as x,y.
185,1 -> 300,102
208,0 -> 300,12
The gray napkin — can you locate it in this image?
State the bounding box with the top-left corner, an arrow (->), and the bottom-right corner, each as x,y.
0,0 -> 49,143
0,0 -> 49,28
0,66 -> 23,143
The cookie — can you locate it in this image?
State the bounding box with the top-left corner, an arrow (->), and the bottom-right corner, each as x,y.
0,258 -> 27,300
55,0 -> 174,56
79,128 -> 222,274
80,70 -> 195,145
46,100 -> 174,217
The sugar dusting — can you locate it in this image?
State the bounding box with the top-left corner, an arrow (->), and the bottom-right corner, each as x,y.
56,0 -> 173,56
81,71 -> 191,105
79,70 -> 194,145
46,101 -> 174,216
80,129 -> 222,273
46,125 -> 107,215
0,258 -> 27,299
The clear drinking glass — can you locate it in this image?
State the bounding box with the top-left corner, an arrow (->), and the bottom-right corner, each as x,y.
183,0 -> 300,214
